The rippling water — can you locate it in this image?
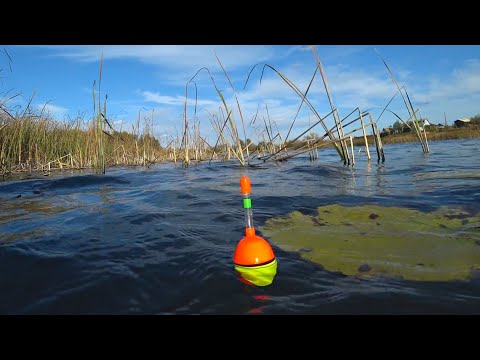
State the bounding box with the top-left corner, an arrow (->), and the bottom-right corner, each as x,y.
1,139 -> 480,314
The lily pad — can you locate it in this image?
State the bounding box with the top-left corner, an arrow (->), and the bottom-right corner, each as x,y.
259,204 -> 480,282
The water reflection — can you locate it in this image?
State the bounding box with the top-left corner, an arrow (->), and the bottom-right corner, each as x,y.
363,160 -> 374,197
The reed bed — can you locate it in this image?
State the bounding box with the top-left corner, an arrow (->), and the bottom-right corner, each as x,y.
181,46 -> 400,167
0,113 -> 169,179
3,46 -> 475,179
0,52 -> 172,179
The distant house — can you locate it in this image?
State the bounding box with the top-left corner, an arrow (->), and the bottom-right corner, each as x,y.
421,118 -> 431,127
454,118 -> 471,127
406,118 -> 431,131
380,127 -> 393,137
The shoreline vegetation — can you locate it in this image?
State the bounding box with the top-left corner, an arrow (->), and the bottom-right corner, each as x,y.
2,47 -> 480,182
1,112 -> 479,181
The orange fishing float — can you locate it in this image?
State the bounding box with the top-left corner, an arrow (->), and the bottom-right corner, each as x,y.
234,176 -> 277,286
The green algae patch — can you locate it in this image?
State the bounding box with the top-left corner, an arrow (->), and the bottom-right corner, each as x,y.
259,204 -> 480,282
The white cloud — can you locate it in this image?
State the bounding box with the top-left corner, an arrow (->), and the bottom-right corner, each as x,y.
422,59 -> 480,100
397,58 -> 480,123
327,66 -> 394,99
286,45 -> 371,60
237,61 -> 394,106
40,45 -> 276,74
141,90 -> 217,107
231,61 -> 397,122
312,45 -> 372,62
36,103 -> 68,118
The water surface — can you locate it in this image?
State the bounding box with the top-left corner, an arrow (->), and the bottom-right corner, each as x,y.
1,139 -> 480,314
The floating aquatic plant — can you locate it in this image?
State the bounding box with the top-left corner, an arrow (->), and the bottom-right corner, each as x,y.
259,204 -> 480,282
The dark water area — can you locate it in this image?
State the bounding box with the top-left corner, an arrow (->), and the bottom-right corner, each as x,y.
1,138 -> 480,314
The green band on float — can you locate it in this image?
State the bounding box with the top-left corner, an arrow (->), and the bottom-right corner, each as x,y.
243,198 -> 252,208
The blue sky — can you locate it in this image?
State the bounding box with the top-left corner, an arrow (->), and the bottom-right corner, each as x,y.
1,45 -> 479,145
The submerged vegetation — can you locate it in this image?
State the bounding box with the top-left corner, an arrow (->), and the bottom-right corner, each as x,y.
259,204 -> 480,282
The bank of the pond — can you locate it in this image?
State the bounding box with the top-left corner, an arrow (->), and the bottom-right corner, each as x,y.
2,120 -> 480,182
378,127 -> 480,145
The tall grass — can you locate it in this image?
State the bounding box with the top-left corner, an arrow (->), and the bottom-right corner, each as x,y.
0,112 -> 168,178
183,67 -> 246,167
375,49 -> 429,153
4,47 -> 471,177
